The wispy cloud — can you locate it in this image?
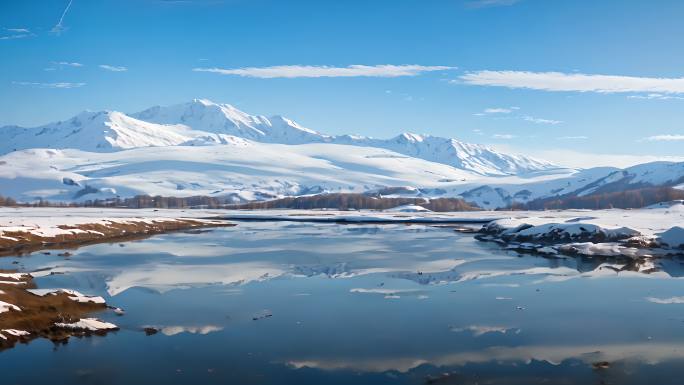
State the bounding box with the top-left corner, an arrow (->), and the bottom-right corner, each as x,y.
492,134 -> 516,139
523,115 -> 562,125
459,70 -> 684,94
643,134 -> 684,142
51,0 -> 74,34
12,81 -> 86,89
450,325 -> 518,337
474,106 -> 562,125
99,64 -> 128,72
193,64 -> 455,78
628,93 -> 684,100
53,61 -> 83,67
506,148 -> 684,169
557,136 -> 588,140
466,0 -> 521,8
483,107 -> 518,114
0,28 -> 34,40
646,296 -> 684,304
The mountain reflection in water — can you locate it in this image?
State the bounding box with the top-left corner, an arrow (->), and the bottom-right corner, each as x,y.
1,221 -> 683,385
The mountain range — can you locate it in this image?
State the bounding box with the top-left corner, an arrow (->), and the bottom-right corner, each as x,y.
1,99 -> 682,209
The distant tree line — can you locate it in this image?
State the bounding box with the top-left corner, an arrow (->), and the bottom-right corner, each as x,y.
0,195 -> 17,206
1,187 -> 683,211
0,194 -> 231,209
508,186 -> 684,210
228,193 -> 478,212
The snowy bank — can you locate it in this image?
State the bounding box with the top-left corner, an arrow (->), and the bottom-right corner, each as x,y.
477,207 -> 684,258
0,269 -> 120,350
0,207 -> 233,254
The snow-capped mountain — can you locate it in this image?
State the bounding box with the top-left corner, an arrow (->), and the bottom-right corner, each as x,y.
1,99 -> 682,208
0,108 -> 250,153
0,99 -> 556,176
335,133 -> 557,176
132,99 -> 326,145
132,99 -> 556,175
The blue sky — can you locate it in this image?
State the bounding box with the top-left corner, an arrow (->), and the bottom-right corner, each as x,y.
1,0 -> 683,167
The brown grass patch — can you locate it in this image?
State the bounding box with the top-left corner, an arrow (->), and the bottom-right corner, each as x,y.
0,218 -> 234,256
0,270 -> 119,350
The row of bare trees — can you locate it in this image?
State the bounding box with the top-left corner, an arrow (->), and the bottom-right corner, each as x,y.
229,193 -> 477,211
1,187 -> 682,211
511,187 -> 684,210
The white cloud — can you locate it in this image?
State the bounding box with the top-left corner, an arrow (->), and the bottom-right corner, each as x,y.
519,148 -> 684,169
644,134 -> 684,142
628,93 -> 684,100
99,64 -> 128,72
53,61 -> 83,67
523,115 -> 562,125
483,107 -> 517,114
646,296 -> 684,304
12,81 -> 86,89
193,64 -> 455,78
0,28 -> 34,40
492,134 -> 516,139
557,136 -> 588,140
0,34 -> 28,40
459,70 -> 684,94
450,325 -> 518,337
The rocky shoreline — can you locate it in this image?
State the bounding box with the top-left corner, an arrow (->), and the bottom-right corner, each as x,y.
0,217 -> 234,256
0,270 -> 120,350
475,218 -> 684,259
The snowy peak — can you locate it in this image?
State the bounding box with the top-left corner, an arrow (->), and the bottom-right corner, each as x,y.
132,99 -> 269,140
131,98 -> 325,145
0,99 -> 560,176
358,133 -> 556,176
0,110 -> 198,153
0,107 -> 256,153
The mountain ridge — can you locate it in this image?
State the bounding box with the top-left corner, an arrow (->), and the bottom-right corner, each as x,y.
0,98 -> 558,177
1,99 -> 682,208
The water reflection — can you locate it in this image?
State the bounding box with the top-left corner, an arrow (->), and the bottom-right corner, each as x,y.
1,221 -> 684,384
9,222 -> 683,296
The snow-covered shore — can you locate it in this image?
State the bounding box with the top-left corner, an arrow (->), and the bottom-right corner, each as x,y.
1,204 -> 682,258
217,204 -> 684,258
0,207 -> 232,254
475,203 -> 684,258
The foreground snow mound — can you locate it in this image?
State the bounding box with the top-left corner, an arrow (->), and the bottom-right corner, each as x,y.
646,200 -> 684,209
481,219 -> 641,244
28,289 -> 106,304
0,300 -> 21,313
477,214 -> 684,258
55,318 -> 118,332
384,204 -> 432,213
658,227 -> 684,249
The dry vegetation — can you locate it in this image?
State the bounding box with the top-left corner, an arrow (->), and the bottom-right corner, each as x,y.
512,187 -> 684,210
228,193 -> 478,211
0,271 -> 113,350
0,219 -> 234,256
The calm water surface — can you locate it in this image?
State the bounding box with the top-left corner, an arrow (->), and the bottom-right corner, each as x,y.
2,221 -> 684,384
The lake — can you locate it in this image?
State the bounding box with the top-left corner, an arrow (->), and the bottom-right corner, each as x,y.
2,221 -> 684,384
